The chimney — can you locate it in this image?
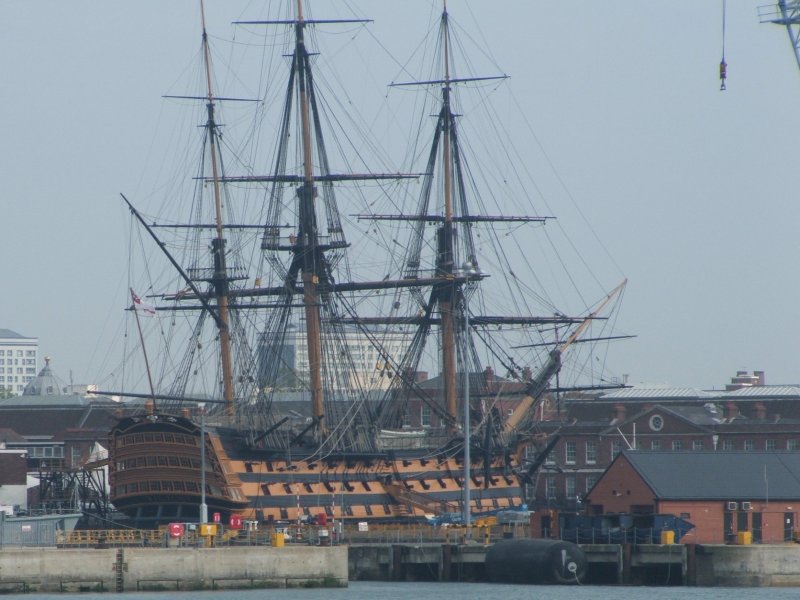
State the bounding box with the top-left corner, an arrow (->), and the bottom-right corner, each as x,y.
753,402 -> 767,420
484,367 -> 495,392
754,371 -> 765,386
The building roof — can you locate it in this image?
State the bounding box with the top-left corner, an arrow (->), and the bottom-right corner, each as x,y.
661,404 -> 724,426
722,386 -> 800,398
0,329 -> 27,339
0,398 -> 124,439
621,450 -> 800,500
0,428 -> 26,444
22,358 -> 64,396
599,387 -> 715,400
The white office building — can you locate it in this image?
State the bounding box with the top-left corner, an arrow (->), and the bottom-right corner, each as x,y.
258,323 -> 410,391
0,329 -> 39,396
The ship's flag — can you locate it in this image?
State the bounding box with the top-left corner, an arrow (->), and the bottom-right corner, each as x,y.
131,290 -> 157,317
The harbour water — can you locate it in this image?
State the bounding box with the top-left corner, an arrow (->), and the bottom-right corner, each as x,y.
23,582 -> 800,600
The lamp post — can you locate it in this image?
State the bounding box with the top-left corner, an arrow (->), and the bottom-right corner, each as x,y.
461,261 -> 477,529
198,403 -> 207,525
463,301 -> 471,529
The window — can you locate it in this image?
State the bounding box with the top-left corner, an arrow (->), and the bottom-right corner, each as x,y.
565,441 -> 577,464
693,440 -> 704,451
524,445 -> 536,461
651,439 -> 662,451
586,476 -> 597,493
649,414 -> 664,431
565,476 -> 576,499
611,440 -> 621,459
788,440 -> 798,451
420,404 -> 431,427
744,440 -> 755,451
546,477 -> 556,500
672,440 -> 683,451
585,440 -> 597,464
722,439 -> 735,451
766,439 -> 777,451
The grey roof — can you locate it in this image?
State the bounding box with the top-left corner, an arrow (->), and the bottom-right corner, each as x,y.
723,386 -> 800,398
621,450 -> 800,500
0,395 -> 89,408
22,359 -> 64,396
599,387 -> 715,400
662,404 -> 723,425
599,385 -> 800,402
0,329 -> 27,339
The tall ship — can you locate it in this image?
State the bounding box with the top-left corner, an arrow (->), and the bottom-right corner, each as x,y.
106,0 -> 627,527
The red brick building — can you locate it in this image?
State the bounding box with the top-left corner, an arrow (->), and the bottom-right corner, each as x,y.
527,375 -> 800,513
584,450 -> 800,544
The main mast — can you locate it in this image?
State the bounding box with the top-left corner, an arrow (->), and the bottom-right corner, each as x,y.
439,6 -> 459,428
200,0 -> 236,416
294,0 -> 326,432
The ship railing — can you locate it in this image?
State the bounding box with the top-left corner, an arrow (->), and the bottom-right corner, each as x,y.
51,521 -> 531,549
19,507 -> 80,517
56,529 -> 166,548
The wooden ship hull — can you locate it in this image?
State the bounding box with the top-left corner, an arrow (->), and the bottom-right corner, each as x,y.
109,412 -> 527,526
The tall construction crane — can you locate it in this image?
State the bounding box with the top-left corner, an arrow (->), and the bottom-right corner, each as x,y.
759,1 -> 800,71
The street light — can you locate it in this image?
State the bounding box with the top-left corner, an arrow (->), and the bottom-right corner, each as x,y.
461,261 -> 477,529
198,403 -> 207,525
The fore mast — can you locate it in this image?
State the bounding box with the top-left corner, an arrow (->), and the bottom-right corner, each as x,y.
200,0 -> 236,416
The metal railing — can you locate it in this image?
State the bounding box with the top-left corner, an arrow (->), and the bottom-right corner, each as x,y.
50,522 -> 530,549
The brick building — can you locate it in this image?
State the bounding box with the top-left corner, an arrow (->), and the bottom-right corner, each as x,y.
583,450 -> 800,544
525,372 -> 800,512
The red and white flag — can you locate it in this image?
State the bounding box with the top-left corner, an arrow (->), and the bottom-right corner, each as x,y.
131,290 -> 157,317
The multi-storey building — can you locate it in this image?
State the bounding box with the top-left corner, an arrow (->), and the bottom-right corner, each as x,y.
257,322 -> 410,390
526,371 -> 800,513
0,329 -> 38,396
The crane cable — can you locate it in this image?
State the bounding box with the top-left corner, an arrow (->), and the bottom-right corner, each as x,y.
720,0 -> 728,90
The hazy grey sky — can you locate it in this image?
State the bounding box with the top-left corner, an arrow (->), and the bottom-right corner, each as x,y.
2,1 -> 798,391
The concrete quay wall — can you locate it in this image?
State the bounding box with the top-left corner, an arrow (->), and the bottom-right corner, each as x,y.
0,546 -> 347,593
348,542 -> 800,587
695,544 -> 800,587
